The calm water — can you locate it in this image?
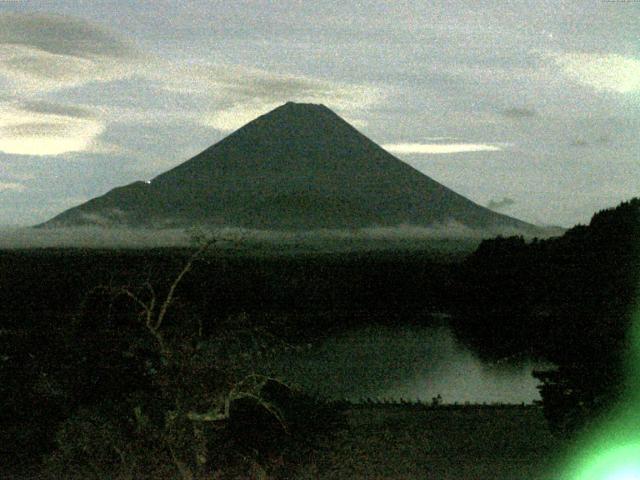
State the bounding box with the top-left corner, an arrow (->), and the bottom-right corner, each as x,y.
275,324 -> 548,404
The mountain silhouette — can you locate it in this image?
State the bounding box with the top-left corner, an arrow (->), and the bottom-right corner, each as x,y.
39,102 -> 538,233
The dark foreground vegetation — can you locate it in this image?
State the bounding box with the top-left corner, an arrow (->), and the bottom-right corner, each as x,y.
453,198 -> 640,436
1,198 -> 639,478
319,403 -> 560,479
1,243 -> 461,478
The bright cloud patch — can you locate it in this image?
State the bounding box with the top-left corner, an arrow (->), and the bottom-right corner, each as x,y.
204,102 -> 281,132
551,52 -> 640,94
383,143 -> 502,154
0,102 -> 104,156
0,182 -> 26,192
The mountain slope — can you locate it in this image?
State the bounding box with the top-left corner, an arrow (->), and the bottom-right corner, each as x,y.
40,102 -> 537,233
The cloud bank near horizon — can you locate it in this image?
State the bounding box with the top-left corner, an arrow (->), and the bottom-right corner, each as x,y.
0,220 -> 549,249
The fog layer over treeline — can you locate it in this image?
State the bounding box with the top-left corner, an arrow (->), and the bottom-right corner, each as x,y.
0,221 -> 555,249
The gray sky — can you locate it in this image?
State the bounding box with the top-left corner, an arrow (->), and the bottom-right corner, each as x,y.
0,1 -> 638,227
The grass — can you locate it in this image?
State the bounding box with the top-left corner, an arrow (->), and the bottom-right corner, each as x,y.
1,401 -> 566,479
300,404 -> 565,480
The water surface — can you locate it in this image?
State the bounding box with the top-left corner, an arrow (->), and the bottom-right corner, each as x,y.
276,324 -> 546,404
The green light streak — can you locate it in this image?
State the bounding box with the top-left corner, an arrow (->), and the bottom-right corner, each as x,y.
561,312 -> 640,479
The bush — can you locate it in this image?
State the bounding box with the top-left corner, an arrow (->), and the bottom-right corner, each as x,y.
40,240 -> 346,479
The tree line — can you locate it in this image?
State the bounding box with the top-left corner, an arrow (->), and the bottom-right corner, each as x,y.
451,198 -> 640,435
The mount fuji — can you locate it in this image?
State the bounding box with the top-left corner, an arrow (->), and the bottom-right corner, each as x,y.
40,102 -> 538,234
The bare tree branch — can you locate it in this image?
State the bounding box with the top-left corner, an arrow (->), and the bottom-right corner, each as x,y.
155,239 -> 216,332
120,287 -> 152,322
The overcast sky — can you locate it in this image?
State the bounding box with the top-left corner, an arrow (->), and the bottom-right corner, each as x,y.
0,1 -> 638,227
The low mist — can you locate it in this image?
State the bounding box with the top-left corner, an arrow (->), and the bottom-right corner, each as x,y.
275,324 -> 549,404
0,221 -> 545,250
0,226 -> 193,249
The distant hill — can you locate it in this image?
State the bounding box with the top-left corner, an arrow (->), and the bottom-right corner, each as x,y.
39,102 -> 540,235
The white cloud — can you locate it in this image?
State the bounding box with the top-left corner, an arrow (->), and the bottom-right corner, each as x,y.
204,94 -> 376,132
0,182 -> 26,192
550,52 -> 640,94
203,101 -> 282,132
383,142 -> 503,154
0,102 -> 105,156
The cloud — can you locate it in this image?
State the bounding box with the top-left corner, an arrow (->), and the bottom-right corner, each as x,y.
0,13 -> 135,58
570,139 -> 589,147
0,226 -> 193,248
569,134 -> 611,148
19,99 -> 95,119
487,197 -> 516,211
0,101 -> 105,155
9,220 -> 538,249
0,13 -> 140,92
162,62 -> 380,106
501,107 -> 537,118
549,52 -> 640,94
0,12 -> 382,148
0,13 -> 382,159
383,142 -> 503,155
0,182 -> 26,192
157,62 -> 382,131
204,101 -> 282,132
0,214 -> 546,248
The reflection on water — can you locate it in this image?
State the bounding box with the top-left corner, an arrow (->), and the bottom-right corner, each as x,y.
275,324 -> 548,404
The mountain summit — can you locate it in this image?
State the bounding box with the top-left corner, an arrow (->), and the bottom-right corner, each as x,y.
40,102 -> 536,232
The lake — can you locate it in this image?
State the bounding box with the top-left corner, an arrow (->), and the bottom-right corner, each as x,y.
275,323 -> 548,404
